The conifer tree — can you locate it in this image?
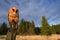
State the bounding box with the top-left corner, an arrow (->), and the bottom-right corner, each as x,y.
40,16 -> 51,35
0,22 -> 8,35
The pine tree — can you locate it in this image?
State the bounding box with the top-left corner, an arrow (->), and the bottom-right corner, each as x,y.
17,19 -> 27,35
52,24 -> 60,34
27,20 -> 35,35
51,25 -> 56,34
31,20 -> 35,34
40,16 -> 51,35
0,22 -> 8,35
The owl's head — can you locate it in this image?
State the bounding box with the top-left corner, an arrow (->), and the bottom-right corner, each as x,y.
9,7 -> 19,15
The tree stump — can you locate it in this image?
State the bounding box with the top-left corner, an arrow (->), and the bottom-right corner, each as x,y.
6,29 -> 16,40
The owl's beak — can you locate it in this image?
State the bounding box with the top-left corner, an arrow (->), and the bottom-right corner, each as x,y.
13,12 -> 16,15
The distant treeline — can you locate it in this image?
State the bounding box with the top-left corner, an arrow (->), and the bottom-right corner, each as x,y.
0,16 -> 60,35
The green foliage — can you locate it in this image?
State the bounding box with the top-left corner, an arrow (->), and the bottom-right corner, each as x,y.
51,25 -> 56,34
51,24 -> 60,34
0,22 -> 8,35
56,24 -> 60,34
34,27 -> 40,35
40,16 -> 51,35
15,16 -> 60,35
17,19 -> 27,34
41,16 -> 49,26
17,19 -> 35,35
26,20 -> 35,35
0,16 -> 60,35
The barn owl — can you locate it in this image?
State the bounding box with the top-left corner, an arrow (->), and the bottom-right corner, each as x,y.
8,7 -> 19,29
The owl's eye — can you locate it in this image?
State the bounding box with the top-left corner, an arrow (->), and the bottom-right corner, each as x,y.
16,10 -> 18,13
12,9 -> 14,12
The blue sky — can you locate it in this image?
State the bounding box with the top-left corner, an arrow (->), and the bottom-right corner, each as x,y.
0,0 -> 60,27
